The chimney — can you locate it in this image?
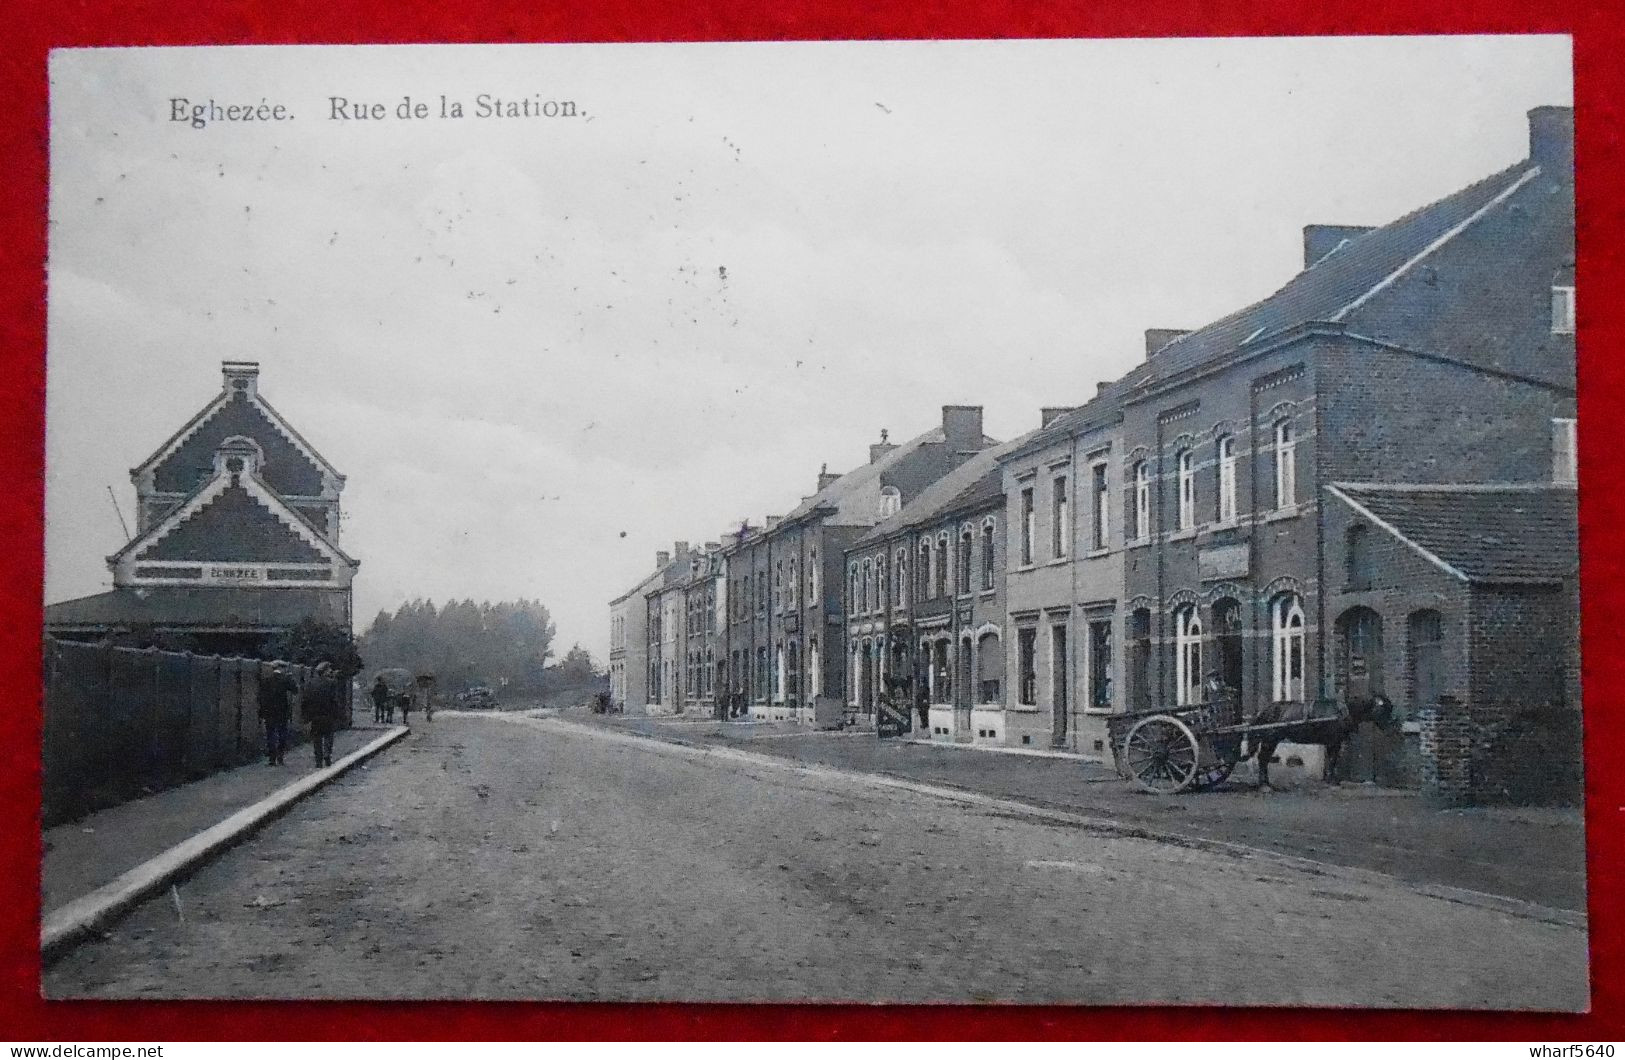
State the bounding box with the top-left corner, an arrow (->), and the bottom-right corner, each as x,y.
764,515 -> 782,531
1145,329 -> 1191,359
1302,224 -> 1375,269
655,550 -> 671,569
705,541 -> 720,553
1041,407 -> 1077,428
673,540 -> 689,558
1097,380 -> 1111,395
869,429 -> 897,464
221,360 -> 260,397
1529,105 -> 1573,176
818,462 -> 839,491
941,405 -> 984,452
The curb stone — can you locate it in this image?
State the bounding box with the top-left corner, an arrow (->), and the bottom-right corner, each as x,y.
41,725 -> 411,962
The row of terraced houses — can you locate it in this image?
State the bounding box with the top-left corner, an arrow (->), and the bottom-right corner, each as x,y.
609,106 -> 1581,805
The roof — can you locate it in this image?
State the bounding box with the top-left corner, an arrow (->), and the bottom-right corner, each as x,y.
1330,482 -> 1578,584
140,383 -> 342,498
999,367 -> 1147,465
1137,159 -> 1547,388
45,586 -> 350,630
781,425 -> 948,528
855,427 -> 1042,548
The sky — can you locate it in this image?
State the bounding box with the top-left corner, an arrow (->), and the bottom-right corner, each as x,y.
44,36 -> 1572,663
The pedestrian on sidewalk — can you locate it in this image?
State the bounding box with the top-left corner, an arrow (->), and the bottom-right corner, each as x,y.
396,690 -> 412,727
370,674 -> 391,724
257,661 -> 297,766
301,662 -> 344,768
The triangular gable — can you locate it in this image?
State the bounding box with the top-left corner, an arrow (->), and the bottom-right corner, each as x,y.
112,461 -> 355,588
135,374 -> 343,500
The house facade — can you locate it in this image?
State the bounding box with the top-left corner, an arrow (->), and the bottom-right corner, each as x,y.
46,361 -> 359,655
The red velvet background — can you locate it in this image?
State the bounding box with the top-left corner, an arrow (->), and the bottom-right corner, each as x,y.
0,0 -> 1619,1041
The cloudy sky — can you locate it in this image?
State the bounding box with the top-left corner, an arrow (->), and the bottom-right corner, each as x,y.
45,37 -> 1571,662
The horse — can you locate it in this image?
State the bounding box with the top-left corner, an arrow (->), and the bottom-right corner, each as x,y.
1248,693 -> 1395,790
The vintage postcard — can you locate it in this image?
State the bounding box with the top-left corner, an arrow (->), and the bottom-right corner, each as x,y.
40,37 -> 1584,1008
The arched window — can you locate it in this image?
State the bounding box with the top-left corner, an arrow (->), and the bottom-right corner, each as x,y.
919,540 -> 932,602
1271,593 -> 1306,702
1176,450 -> 1196,530
877,554 -> 888,611
878,485 -> 902,517
1274,419 -> 1296,510
980,523 -> 995,590
935,536 -> 948,598
1346,523 -> 1374,590
959,529 -> 974,594
895,549 -> 908,607
1133,461 -> 1150,541
808,636 -> 821,696
977,631 -> 1002,703
1174,604 -> 1203,705
861,559 -> 873,613
848,564 -> 859,612
1216,435 -> 1237,523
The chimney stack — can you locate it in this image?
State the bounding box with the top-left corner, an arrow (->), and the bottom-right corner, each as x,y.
1097,380 -> 1112,395
221,360 -> 260,397
764,515 -> 782,531
941,405 -> 984,453
655,550 -> 671,568
1041,407 -> 1077,428
1302,224 -> 1375,269
673,540 -> 689,558
1529,105 -> 1573,176
869,429 -> 897,464
1145,329 -> 1191,359
818,463 -> 840,491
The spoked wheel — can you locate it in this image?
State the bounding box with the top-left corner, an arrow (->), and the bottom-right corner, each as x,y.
1123,715 -> 1202,794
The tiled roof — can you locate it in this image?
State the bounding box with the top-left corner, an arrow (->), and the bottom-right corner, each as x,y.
1138,160 -> 1542,386
45,586 -> 349,630
855,428 -> 1040,547
136,484 -> 326,563
151,390 -> 329,497
782,425 -> 947,527
1332,482 -> 1577,583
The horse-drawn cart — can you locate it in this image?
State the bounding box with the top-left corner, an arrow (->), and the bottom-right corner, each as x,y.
1106,693 -> 1353,794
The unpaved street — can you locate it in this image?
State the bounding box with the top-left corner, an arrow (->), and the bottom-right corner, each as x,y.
45,713 -> 1589,1008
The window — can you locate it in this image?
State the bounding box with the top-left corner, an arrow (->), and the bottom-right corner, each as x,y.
1174,604 -> 1203,706
1017,628 -> 1038,706
977,631 -> 1002,703
1051,624 -> 1069,714
756,646 -> 768,701
1129,608 -> 1152,712
1271,593 -> 1306,702
786,639 -> 799,702
980,523 -> 996,590
877,555 -> 888,611
878,485 -> 902,517
787,557 -> 798,610
1088,619 -> 1113,709
1091,462 -> 1109,550
919,541 -> 932,602
896,549 -> 908,607
1052,476 -> 1069,559
774,644 -> 785,702
1552,285 -> 1576,335
1407,610 -> 1444,719
808,636 -> 820,696
861,559 -> 873,613
807,549 -> 818,603
1132,461 -> 1150,542
935,536 -> 948,598
959,530 -> 973,594
1273,419 -> 1296,510
1346,524 -> 1374,590
1216,435 -> 1237,523
1176,450 -> 1196,530
1553,418 -> 1577,484
848,564 -> 859,612
1020,487 -> 1036,565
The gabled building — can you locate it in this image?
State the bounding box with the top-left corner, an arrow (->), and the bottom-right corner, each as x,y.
1115,106 -> 1576,799
722,405 -> 997,724
47,362 -> 359,655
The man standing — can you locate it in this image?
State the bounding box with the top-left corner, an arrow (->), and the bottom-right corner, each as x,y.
257,662 -> 296,766
370,674 -> 391,724
301,662 -> 343,768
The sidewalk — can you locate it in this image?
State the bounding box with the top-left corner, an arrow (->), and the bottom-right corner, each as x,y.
576,709 -> 1587,913
42,722 -> 392,917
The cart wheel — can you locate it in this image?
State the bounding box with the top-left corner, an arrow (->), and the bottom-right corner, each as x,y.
1123,715 -> 1201,794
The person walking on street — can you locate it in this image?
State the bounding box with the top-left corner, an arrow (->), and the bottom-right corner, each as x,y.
396,690 -> 412,727
370,674 -> 391,724
301,662 -> 344,768
257,662 -> 297,766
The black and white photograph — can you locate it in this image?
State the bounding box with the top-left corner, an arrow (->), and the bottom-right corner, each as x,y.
39,36 -> 1584,1009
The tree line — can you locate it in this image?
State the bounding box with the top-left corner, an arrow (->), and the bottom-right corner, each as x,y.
358,598 -> 602,699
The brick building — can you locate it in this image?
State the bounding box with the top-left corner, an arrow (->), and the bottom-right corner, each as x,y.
608,542 -> 691,714
720,406 -> 996,723
47,361 -> 359,654
1114,107 -> 1576,799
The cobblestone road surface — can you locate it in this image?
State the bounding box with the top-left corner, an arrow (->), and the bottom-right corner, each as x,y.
44,713 -> 1588,1008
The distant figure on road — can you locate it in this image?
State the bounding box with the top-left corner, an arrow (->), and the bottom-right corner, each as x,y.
257,662 -> 297,766
370,675 -> 391,724
396,690 -> 413,727
301,662 -> 344,768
